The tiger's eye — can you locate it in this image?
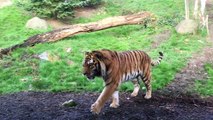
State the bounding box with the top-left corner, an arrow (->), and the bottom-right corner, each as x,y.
89,65 -> 94,69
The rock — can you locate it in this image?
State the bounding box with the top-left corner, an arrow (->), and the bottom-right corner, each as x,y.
62,99 -> 77,107
66,48 -> 72,53
25,17 -> 48,30
38,51 -> 60,62
0,0 -> 13,8
175,19 -> 198,34
38,52 -> 49,61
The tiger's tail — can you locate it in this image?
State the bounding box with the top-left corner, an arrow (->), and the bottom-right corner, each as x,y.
151,52 -> 163,66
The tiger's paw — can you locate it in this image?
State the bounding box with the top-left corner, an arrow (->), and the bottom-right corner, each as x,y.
109,103 -> 119,108
90,103 -> 101,114
130,92 -> 138,97
144,94 -> 151,99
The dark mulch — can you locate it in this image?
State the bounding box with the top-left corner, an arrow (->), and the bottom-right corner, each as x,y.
0,91 -> 212,120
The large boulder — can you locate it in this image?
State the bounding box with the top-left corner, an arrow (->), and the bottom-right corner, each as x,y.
25,17 -> 48,30
0,0 -> 13,8
175,19 -> 198,34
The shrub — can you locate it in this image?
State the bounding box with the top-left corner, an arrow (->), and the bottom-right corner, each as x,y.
16,0 -> 102,19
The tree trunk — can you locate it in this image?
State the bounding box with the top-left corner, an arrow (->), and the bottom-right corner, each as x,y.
193,0 -> 199,19
185,0 -> 190,19
0,12 -> 155,57
200,0 -> 207,26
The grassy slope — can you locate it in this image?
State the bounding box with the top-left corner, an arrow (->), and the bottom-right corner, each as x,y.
0,6 -> 49,93
0,0 -> 207,94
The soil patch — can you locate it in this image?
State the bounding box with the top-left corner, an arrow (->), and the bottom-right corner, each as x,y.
46,19 -> 70,29
74,7 -> 104,18
150,30 -> 171,49
0,91 -> 212,120
45,7 -> 104,29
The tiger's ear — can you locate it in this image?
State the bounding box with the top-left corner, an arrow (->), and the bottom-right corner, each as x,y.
85,51 -> 90,56
93,51 -> 104,60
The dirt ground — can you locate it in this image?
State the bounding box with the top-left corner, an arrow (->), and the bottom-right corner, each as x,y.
0,91 -> 212,120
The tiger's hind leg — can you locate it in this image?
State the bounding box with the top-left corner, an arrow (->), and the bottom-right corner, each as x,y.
131,78 -> 140,97
144,81 -> 151,99
141,73 -> 152,99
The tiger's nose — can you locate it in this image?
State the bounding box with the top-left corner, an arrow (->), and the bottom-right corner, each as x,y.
83,72 -> 87,76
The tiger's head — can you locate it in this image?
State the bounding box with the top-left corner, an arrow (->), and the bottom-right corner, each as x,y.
82,51 -> 103,80
82,50 -> 114,80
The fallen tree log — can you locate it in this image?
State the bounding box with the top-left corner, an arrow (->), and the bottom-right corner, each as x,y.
0,12 -> 156,57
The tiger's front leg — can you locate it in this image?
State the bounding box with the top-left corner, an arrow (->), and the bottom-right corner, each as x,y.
91,82 -> 118,114
110,91 -> 119,108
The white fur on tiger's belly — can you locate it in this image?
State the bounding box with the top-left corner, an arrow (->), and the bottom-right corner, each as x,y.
122,71 -> 140,81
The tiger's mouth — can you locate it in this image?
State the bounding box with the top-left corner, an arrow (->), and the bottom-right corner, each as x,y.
83,72 -> 95,80
87,76 -> 95,80
84,74 -> 95,80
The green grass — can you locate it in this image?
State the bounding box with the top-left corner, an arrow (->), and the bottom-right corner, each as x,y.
195,64 -> 213,96
0,0 -> 207,94
0,6 -> 49,49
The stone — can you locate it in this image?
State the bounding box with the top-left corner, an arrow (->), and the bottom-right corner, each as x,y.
37,51 -> 60,62
175,19 -> 198,34
25,17 -> 48,30
62,99 -> 77,107
0,0 -> 13,8
66,48 -> 72,53
38,52 -> 49,61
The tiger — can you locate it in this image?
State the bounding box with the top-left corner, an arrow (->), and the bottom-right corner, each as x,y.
82,49 -> 163,114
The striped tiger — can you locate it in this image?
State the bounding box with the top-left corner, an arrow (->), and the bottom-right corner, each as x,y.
82,49 -> 163,114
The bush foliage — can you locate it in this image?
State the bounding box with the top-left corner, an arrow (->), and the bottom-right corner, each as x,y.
17,0 -> 102,19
